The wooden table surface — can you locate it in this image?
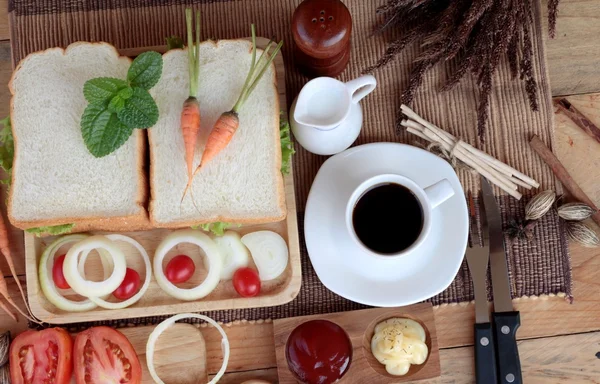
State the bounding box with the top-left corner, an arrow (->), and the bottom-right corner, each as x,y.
2,0 -> 600,382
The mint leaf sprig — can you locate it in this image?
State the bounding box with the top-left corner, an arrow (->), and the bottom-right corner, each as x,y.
81,51 -> 162,157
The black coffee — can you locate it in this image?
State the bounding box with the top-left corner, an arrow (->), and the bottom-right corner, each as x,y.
352,183 -> 423,254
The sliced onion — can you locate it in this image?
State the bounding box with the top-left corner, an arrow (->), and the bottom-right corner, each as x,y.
214,231 -> 250,280
85,235 -> 151,309
154,230 -> 222,301
146,313 -> 229,384
63,235 -> 127,298
241,231 -> 289,281
38,234 -> 108,312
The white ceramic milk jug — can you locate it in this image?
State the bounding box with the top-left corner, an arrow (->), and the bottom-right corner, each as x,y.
290,75 -> 377,155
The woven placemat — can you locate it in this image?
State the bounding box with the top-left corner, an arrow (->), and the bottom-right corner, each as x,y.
8,0 -> 571,328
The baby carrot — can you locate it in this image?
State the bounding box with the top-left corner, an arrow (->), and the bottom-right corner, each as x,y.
181,8 -> 202,203
197,25 -> 283,169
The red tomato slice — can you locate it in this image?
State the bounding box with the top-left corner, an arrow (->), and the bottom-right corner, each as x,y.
10,328 -> 73,384
74,326 -> 141,384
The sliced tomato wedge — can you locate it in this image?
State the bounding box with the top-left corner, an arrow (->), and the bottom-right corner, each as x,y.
9,327 -> 73,384
74,326 -> 141,384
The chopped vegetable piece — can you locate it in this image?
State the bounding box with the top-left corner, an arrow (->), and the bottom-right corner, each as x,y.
63,235 -> 127,298
214,231 -> 250,280
233,267 -> 261,297
113,268 -> 141,300
153,230 -> 221,300
241,231 -> 289,281
165,255 -> 195,284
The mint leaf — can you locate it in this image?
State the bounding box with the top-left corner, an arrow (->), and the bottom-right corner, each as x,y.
83,78 -> 127,104
26,224 -> 75,237
0,116 -> 14,187
108,94 -> 125,113
127,51 -> 163,90
117,87 -> 159,128
81,103 -> 134,157
280,115 -> 295,175
118,87 -> 134,100
166,36 -> 184,51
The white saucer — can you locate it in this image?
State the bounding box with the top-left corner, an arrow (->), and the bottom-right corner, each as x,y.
304,142 -> 468,307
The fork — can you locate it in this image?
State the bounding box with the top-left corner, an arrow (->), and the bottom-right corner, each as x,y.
465,192 -> 498,383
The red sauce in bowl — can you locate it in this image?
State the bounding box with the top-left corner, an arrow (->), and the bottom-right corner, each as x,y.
285,320 -> 352,384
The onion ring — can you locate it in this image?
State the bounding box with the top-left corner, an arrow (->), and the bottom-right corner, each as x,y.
146,313 -> 229,384
38,235 -> 110,312
153,230 -> 222,301
86,234 -> 152,309
63,235 -> 127,298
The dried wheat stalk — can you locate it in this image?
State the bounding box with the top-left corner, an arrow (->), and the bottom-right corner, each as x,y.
364,0 -> 561,142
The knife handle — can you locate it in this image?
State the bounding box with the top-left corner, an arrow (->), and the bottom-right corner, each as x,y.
493,311 -> 522,384
474,322 -> 498,384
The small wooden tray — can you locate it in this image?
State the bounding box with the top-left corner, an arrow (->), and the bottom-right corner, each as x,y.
23,39 -> 301,324
273,303 -> 441,383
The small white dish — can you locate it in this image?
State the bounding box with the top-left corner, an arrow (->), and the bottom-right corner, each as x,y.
304,142 -> 468,307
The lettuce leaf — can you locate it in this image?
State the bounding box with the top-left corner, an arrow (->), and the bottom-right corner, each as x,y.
191,222 -> 235,236
26,224 -> 75,237
280,115 -> 295,175
0,116 -> 14,186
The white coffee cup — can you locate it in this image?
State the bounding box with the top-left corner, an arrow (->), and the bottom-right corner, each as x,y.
345,174 -> 455,258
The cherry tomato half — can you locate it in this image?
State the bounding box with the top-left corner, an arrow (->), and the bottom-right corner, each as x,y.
112,268 -> 141,300
165,255 -> 195,284
233,267 -> 261,297
52,254 -> 70,289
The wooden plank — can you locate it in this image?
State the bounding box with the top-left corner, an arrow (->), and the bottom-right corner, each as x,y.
211,368 -> 278,384
439,331 -> 600,383
542,0 -> 600,96
0,0 -> 8,42
274,304 -> 440,384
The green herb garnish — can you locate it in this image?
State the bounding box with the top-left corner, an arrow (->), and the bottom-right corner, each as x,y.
166,36 -> 184,51
191,222 -> 240,236
26,224 -> 75,237
81,51 -> 162,158
280,115 -> 295,175
0,116 -> 14,186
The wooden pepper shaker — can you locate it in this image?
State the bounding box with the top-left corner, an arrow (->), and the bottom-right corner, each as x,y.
292,0 -> 352,78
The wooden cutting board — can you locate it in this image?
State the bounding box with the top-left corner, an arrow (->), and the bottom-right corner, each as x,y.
23,39 -> 302,324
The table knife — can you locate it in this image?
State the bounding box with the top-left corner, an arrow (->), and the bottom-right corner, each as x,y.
465,193 -> 498,384
481,177 -> 523,384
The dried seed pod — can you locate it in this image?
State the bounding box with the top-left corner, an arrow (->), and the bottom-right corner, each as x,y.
0,364 -> 8,384
525,190 -> 556,221
0,331 -> 9,367
566,222 -> 600,248
558,202 -> 595,221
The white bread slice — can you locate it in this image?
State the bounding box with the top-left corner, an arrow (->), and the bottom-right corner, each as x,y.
8,42 -> 150,232
148,40 -> 286,227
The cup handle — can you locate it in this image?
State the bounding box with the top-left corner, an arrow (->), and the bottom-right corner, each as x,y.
345,75 -> 377,104
424,179 -> 455,209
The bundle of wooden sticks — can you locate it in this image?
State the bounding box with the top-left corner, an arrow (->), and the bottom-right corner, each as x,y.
401,105 -> 539,200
